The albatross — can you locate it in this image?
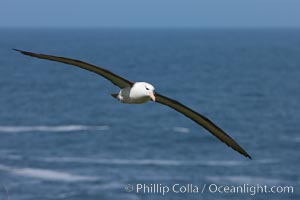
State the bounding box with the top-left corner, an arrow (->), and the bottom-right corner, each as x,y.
14,49 -> 251,159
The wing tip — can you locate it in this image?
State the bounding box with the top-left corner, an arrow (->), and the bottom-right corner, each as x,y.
239,149 -> 252,159
13,48 -> 39,58
13,48 -> 26,54
233,143 -> 252,159
244,153 -> 252,160
13,48 -> 21,52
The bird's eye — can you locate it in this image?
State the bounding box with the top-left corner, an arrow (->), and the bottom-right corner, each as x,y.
145,87 -> 149,90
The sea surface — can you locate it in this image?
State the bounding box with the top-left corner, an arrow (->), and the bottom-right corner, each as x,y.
0,28 -> 299,200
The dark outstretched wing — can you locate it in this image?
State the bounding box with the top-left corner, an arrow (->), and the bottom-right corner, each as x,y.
14,49 -> 134,88
155,93 -> 251,159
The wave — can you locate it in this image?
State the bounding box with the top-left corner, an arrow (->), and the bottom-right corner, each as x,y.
40,157 -> 187,166
255,159 -> 278,164
0,164 -> 97,182
36,156 -> 258,167
34,156 -> 280,167
0,125 -> 109,133
172,127 -> 190,133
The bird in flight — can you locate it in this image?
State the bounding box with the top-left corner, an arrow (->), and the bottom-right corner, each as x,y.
14,49 -> 251,159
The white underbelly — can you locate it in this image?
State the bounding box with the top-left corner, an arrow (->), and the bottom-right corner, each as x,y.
117,87 -> 150,104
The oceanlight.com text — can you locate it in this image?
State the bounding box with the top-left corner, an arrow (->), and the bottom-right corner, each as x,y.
207,183 -> 294,196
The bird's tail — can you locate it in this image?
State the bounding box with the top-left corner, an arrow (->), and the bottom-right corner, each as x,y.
111,93 -> 118,99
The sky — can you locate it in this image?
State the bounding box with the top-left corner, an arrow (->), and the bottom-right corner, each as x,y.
1,0 -> 300,28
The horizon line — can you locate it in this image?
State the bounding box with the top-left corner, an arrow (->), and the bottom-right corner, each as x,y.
1,25 -> 300,30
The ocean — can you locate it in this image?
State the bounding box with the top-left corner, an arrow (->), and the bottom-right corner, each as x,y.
0,28 -> 299,200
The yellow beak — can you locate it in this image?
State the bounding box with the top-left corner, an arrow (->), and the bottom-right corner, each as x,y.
149,91 -> 156,101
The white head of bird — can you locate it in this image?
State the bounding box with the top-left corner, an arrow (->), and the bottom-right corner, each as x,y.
114,82 -> 155,104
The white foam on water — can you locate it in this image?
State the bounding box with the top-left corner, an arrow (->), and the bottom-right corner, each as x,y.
38,157 -> 281,168
40,157 -> 186,166
255,158 -> 279,164
173,127 -> 190,133
204,160 -> 247,166
37,156 -> 252,167
0,125 -> 110,133
0,164 -> 97,182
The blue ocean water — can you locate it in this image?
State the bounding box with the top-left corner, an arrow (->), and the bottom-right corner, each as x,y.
0,28 -> 299,200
